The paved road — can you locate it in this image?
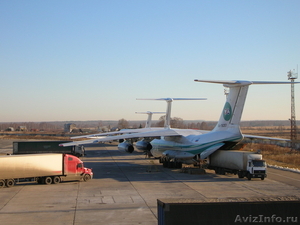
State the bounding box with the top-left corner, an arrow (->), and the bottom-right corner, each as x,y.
0,140 -> 300,225
267,167 -> 300,188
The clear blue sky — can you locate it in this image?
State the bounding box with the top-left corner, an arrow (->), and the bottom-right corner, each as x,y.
1,0 -> 299,122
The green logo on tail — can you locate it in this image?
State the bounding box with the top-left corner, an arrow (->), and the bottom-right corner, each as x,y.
223,102 -> 232,121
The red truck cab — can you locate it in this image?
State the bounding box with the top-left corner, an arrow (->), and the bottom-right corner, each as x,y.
63,154 -> 93,182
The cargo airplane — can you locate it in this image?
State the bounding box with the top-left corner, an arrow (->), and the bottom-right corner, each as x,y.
61,79 -> 298,168
70,98 -> 207,152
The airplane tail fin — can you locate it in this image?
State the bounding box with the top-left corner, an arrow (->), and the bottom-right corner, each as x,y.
211,81 -> 250,133
135,111 -> 165,128
194,80 -> 298,133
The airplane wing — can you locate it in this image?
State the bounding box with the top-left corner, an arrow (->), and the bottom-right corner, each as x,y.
71,127 -> 164,139
60,128 -> 208,147
60,129 -> 179,146
243,134 -> 290,142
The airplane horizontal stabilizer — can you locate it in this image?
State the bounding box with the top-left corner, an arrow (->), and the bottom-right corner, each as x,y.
137,98 -> 207,101
135,111 -> 165,114
194,79 -> 300,86
251,81 -> 300,84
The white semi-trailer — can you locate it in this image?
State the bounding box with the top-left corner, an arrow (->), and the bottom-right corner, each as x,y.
208,150 -> 267,180
0,153 -> 93,188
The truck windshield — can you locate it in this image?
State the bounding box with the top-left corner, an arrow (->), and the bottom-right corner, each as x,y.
253,160 -> 266,167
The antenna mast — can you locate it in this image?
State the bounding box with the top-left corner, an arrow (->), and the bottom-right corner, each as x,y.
287,68 -> 298,149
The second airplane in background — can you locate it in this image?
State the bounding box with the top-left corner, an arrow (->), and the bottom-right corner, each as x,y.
71,98 -> 207,153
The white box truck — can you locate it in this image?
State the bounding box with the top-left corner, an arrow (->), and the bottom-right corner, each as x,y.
0,153 -> 93,188
208,150 -> 267,180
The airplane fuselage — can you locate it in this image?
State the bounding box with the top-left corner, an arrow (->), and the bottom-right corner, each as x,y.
150,130 -> 243,160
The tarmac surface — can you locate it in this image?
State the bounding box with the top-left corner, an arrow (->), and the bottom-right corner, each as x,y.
0,140 -> 300,225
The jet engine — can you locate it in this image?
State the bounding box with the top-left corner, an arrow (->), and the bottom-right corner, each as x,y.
118,141 -> 134,153
136,139 -> 152,151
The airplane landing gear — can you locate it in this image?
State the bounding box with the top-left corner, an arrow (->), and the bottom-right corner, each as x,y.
159,157 -> 182,169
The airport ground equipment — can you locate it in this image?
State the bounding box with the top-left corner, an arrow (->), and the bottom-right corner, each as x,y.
13,141 -> 85,157
208,150 -> 267,180
0,153 -> 93,188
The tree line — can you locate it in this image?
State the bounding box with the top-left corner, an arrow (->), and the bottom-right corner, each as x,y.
0,122 -> 61,131
0,118 -> 295,133
117,116 -> 211,130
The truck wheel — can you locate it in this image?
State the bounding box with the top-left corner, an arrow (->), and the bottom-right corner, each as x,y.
168,162 -> 175,168
163,161 -> 168,168
6,179 -> 15,188
37,178 -> 43,184
52,176 -> 61,184
175,162 -> 182,169
83,174 -> 91,182
0,179 -> 5,188
261,177 -> 265,180
44,177 -> 52,185
216,167 -> 225,175
220,168 -> 225,175
247,174 -> 252,180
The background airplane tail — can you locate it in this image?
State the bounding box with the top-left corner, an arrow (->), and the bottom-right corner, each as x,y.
135,111 -> 165,128
137,98 -> 207,129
